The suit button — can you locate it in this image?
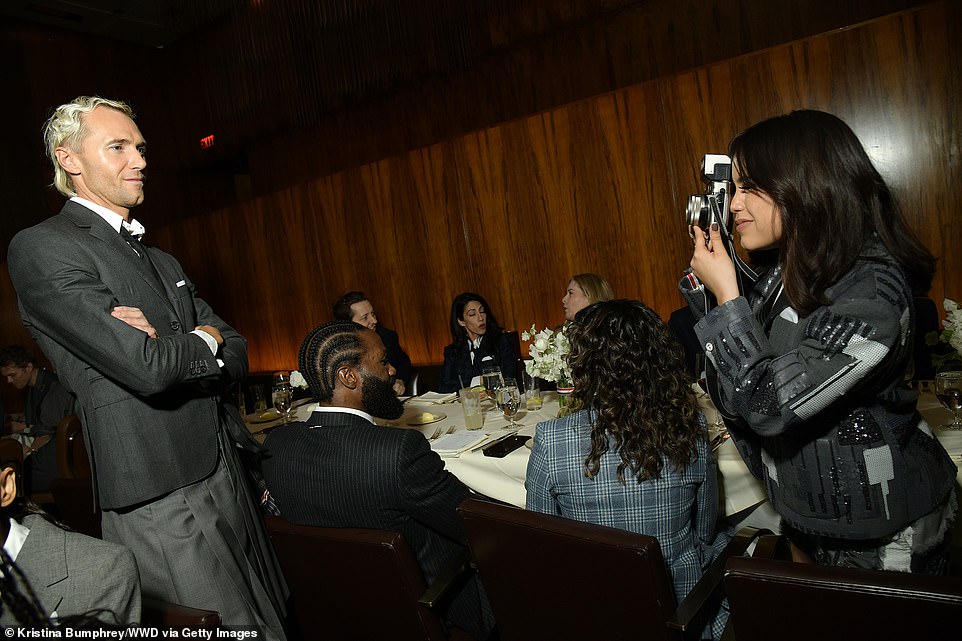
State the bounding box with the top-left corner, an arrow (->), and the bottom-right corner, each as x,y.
170,320 -> 182,332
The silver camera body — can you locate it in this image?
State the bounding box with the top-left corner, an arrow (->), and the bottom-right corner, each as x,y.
685,153 -> 732,231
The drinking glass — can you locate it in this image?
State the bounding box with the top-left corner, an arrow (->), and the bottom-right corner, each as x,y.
272,382 -> 293,424
497,378 -> 521,427
481,366 -> 504,407
460,387 -> 484,430
522,371 -> 542,411
935,371 -> 962,430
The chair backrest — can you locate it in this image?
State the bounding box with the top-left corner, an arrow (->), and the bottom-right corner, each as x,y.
263,515 -> 448,641
49,476 -> 101,538
55,415 -> 90,479
724,556 -> 962,641
457,498 -> 680,641
141,597 -> 220,629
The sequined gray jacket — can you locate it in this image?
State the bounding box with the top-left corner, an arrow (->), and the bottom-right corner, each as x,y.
679,244 -> 956,539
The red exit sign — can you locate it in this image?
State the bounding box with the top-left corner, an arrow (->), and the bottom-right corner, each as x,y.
200,134 -> 215,149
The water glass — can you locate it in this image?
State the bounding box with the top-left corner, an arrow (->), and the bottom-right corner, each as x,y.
460,387 -> 484,430
481,365 -> 504,406
251,384 -> 268,412
272,382 -> 293,424
497,378 -> 521,427
523,371 -> 542,411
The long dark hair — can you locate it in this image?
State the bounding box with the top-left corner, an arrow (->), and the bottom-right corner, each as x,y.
730,110 -> 936,316
567,300 -> 702,484
447,292 -> 504,354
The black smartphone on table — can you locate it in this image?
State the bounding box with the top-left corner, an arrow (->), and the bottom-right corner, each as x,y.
482,434 -> 529,458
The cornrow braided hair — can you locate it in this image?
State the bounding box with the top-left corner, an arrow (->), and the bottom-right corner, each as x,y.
298,320 -> 366,402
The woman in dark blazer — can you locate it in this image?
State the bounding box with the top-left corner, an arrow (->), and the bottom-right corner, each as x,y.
439,293 -> 516,393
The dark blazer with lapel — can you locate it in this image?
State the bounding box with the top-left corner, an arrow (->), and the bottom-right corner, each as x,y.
7,201 -> 248,510
261,411 -> 470,584
439,331 -> 517,393
0,514 -> 141,626
377,326 -> 413,388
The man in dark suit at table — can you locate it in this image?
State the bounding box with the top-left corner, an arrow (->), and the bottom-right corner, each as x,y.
7,96 -> 286,637
333,291 -> 413,395
262,320 -> 495,640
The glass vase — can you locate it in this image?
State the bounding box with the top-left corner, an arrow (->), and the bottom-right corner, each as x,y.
557,387 -> 575,418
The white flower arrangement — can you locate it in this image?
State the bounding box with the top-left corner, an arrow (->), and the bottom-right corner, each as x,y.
927,298 -> 962,367
289,370 -> 309,389
521,324 -> 572,388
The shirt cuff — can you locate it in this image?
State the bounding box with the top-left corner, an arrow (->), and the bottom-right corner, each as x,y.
192,328 -> 218,355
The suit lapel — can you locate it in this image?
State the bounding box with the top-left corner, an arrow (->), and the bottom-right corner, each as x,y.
63,203 -> 177,317
17,515 -> 67,617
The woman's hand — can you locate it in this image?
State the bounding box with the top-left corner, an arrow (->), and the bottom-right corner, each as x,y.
690,223 -> 740,305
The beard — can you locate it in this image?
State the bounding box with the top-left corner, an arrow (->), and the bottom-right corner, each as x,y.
360,370 -> 404,420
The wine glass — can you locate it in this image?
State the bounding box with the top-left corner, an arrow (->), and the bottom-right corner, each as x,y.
934,371 -> 962,430
272,382 -> 293,424
497,378 -> 521,427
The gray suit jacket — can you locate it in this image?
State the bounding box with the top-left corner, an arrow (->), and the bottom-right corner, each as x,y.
7,201 -> 249,510
0,514 -> 141,626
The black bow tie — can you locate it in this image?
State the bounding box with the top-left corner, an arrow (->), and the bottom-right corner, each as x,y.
120,226 -> 144,258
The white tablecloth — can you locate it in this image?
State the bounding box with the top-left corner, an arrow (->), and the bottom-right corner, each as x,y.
411,389 -> 962,521
248,389 -> 962,522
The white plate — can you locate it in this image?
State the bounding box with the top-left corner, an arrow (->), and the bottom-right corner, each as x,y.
407,413 -> 447,426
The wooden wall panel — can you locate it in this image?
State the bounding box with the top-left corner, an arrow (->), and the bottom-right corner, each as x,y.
5,2 -> 958,377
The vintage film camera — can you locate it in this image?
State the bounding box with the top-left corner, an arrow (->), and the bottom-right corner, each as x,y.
685,153 -> 732,231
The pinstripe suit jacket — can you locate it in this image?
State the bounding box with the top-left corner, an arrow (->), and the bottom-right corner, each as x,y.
8,201 -> 249,510
261,410 -> 471,585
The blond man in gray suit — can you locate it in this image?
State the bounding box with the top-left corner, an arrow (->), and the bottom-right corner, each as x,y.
7,96 -> 286,637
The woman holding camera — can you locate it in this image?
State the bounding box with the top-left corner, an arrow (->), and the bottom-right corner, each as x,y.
683,110 -> 955,573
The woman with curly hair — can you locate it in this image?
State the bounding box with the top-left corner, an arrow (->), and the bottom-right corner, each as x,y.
525,299 -> 730,637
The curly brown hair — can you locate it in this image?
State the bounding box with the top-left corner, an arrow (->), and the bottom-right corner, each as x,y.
567,299 -> 703,484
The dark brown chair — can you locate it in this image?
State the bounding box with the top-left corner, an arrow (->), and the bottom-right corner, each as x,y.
141,597 -> 220,629
457,498 -> 767,641
723,554 -> 962,641
0,436 -> 54,506
49,476 -> 101,538
264,515 -> 475,641
55,414 -> 91,479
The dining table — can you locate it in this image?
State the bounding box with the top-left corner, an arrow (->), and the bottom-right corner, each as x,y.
244,386 -> 962,534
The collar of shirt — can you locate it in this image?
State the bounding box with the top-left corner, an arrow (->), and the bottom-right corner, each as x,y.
468,336 -> 482,364
3,517 -> 29,563
70,196 -> 146,240
311,405 -> 376,426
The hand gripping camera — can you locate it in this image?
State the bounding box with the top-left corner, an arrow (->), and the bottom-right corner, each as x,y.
685,153 -> 732,231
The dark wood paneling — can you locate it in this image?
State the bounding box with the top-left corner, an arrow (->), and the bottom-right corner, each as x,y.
143,3 -> 961,373
3,2 -> 958,377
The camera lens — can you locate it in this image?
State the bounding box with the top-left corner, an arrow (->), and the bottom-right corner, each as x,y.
686,195 -> 712,230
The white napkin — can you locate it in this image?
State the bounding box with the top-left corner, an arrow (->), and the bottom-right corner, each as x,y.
431,431 -> 489,457
409,391 -> 458,404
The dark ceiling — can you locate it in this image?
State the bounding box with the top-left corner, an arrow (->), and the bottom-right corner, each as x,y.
0,0 -> 243,49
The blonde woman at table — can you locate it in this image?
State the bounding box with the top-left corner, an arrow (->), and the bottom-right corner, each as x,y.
681,110 -> 956,574
439,292 -> 517,393
525,299 -> 731,640
562,273 -> 614,322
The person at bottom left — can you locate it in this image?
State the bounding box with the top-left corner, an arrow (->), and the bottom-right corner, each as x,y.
262,320 -> 496,641
0,450 -> 140,627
